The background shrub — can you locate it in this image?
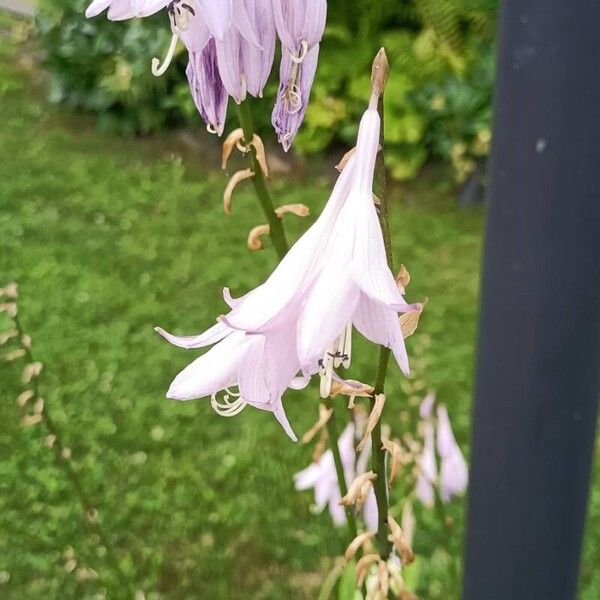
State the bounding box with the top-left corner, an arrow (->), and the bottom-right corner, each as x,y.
36,0 -> 497,179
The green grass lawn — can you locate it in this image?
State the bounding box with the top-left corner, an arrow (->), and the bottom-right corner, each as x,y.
0,14 -> 598,600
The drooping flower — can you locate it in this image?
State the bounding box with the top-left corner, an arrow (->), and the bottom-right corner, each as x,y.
85,0 -> 275,132
415,421 -> 437,507
155,315 -> 306,441
221,101 -> 419,395
294,422 -> 377,528
271,0 -> 327,150
436,405 -> 468,502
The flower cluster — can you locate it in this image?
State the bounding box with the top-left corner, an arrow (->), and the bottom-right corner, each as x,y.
156,90 -> 419,440
415,393 -> 468,506
86,0 -> 327,144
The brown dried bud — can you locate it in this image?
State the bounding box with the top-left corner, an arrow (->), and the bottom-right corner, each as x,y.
0,303 -> 17,318
0,329 -> 18,345
396,264 -> 411,293
330,379 -> 374,399
399,298 -> 428,339
2,348 -> 26,362
371,48 -> 389,99
17,389 -> 35,407
274,203 -> 310,219
21,334 -> 32,349
356,394 -> 386,452
335,147 -> 356,172
301,404 -> 333,444
382,438 -> 404,487
355,553 -> 381,588
21,414 -> 42,427
33,397 -> 45,415
44,434 -> 57,448
22,361 -> 43,384
247,224 -> 270,251
223,168 -> 254,215
340,471 -> 377,507
221,128 -> 245,169
344,530 -> 376,561
388,514 -> 415,565
0,283 -> 18,299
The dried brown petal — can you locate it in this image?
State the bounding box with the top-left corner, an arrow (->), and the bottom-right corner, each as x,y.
371,48 -> 389,98
21,414 -> 42,427
221,128 -> 245,169
247,224 -> 271,251
382,438 -> 404,487
335,147 -> 356,172
21,334 -> 31,349
341,471 -> 377,507
33,397 -> 45,415
0,329 -> 18,345
223,168 -> 254,215
301,404 -> 333,444
399,298 -> 428,339
44,434 -> 57,448
250,134 -> 270,179
344,530 -> 377,561
356,394 -> 386,452
388,514 -> 415,565
17,389 -> 35,407
2,348 -> 26,362
0,283 -> 18,299
355,553 -> 380,587
274,203 -> 310,219
396,264 -> 411,293
330,379 -> 373,399
378,559 -> 389,598
0,303 -> 17,318
22,361 -> 43,384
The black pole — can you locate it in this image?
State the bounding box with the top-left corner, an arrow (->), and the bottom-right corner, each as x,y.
463,2 -> 600,599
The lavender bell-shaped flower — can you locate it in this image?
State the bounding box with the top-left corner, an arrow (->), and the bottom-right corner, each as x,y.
436,405 -> 468,502
187,40 -> 229,135
271,0 -> 327,150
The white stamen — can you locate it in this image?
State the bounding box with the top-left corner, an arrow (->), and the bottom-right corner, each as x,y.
319,342 -> 336,398
206,123 -> 218,135
289,40 -> 308,64
151,32 -> 179,77
343,322 -> 352,368
211,389 -> 247,417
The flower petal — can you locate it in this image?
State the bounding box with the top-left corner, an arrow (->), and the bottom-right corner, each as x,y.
155,321 -> 230,349
215,29 -> 245,103
197,0 -> 233,40
166,331 -> 247,400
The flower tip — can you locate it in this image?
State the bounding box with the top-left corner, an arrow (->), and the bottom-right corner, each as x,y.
371,47 -> 389,98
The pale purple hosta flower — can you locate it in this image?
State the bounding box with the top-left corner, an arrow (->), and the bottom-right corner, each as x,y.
436,405 -> 468,502
155,316 -> 307,441
294,422 -> 377,528
294,423 -> 355,525
271,0 -> 327,150
419,391 -> 435,419
222,105 -> 418,394
415,421 -> 437,507
187,40 -> 228,135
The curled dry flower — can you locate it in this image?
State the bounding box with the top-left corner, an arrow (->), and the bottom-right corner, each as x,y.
223,168 -> 254,214
274,203 -> 310,218
247,223 -> 271,250
355,553 -> 381,588
396,264 -> 411,294
0,303 -> 17,318
335,147 -> 356,172
356,393 -> 386,452
382,438 -> 404,487
300,403 -> 332,444
0,329 -> 18,345
222,129 -> 269,178
2,348 -> 26,362
387,514 -> 414,565
399,298 -> 428,339
17,389 -> 34,408
340,471 -> 377,507
22,361 -> 43,384
344,529 -> 377,561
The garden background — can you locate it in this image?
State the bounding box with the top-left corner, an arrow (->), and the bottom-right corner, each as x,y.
0,1 -> 598,598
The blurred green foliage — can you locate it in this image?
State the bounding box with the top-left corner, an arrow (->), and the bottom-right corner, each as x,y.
36,0 -> 497,180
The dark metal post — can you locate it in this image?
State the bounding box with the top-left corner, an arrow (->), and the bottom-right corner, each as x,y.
463,2 -> 600,599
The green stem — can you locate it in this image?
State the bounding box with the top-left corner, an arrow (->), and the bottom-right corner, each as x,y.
235,101 -> 290,260
11,313 -> 135,596
370,95 -> 394,558
324,398 -> 358,540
